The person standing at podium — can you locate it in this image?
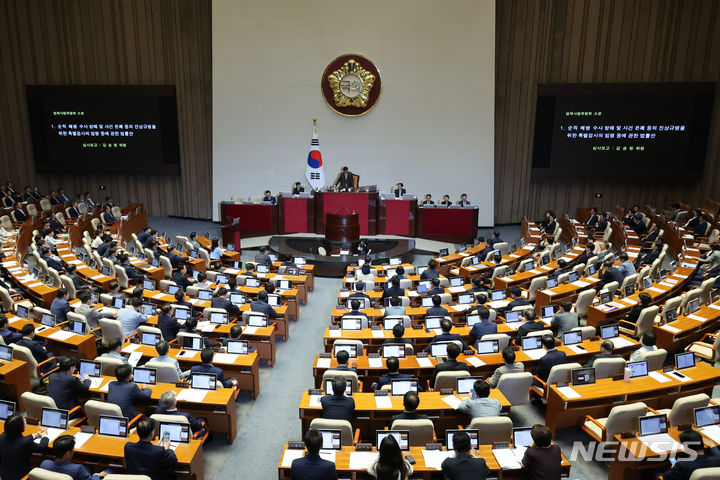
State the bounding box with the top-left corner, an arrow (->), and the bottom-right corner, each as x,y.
393,183 -> 406,198
335,166 -> 354,191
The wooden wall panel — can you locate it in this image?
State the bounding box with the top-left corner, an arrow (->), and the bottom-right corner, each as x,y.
495,0 -> 720,224
0,0 -> 212,218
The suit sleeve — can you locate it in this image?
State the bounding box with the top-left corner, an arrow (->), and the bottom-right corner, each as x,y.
132,384 -> 152,400
157,446 -> 179,470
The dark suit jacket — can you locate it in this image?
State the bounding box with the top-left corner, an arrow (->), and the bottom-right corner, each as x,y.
376,371 -> 412,389
190,363 -> 233,388
470,320 -> 498,342
103,211 -> 116,225
427,306 -> 449,317
426,332 -> 467,352
172,271 -> 194,290
50,297 -> 71,324
212,297 -> 240,315
659,453 -> 720,480
38,460 -> 95,480
250,299 -> 276,319
382,285 -> 405,302
0,433 -> 49,480
290,454 -> 338,480
320,394 -> 355,421
535,349 -> 567,382
390,410 -> 428,426
585,214 -> 598,227
137,231 -> 150,244
336,172 -> 354,189
599,267 -> 624,287
508,298 -> 530,309
431,358 -> 470,387
155,406 -> 204,432
420,269 -> 440,280
441,452 -> 490,480
0,327 -> 22,344
393,188 -> 406,197
124,440 -> 178,480
262,196 -> 277,204
517,320 -> 544,340
123,263 -> 144,281
107,380 -> 152,418
48,371 -> 90,410
18,337 -> 50,363
522,445 -> 562,480
12,209 -> 27,221
637,249 -> 660,266
44,256 -> 64,272
68,207 -> 80,218
426,287 -> 444,296
158,313 -> 180,341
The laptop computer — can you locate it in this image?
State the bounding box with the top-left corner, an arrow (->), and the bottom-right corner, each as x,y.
98,415 -> 129,438
638,414 -> 668,438
197,290 -> 212,301
143,279 -> 156,291
546,277 -> 558,289
159,421 -> 191,444
450,277 -> 464,287
521,336 -> 542,351
230,292 -> 246,305
190,373 -> 217,390
430,343 -> 450,357
333,343 -> 358,358
382,344 -> 406,359
141,332 -> 161,346
79,360 -> 101,378
457,377 -> 483,395
627,361 -> 649,378
377,430 -> 410,451
425,317 -> 442,329
421,297 -> 434,307
571,368 -> 596,386
0,400 -> 15,420
318,429 -> 343,450
69,320 -> 86,335
340,317 -> 362,330
247,314 -> 268,327
675,352 -> 695,370
694,405 -> 720,428
562,331 -> 582,346
476,339 -> 500,354
541,305 -> 554,319
491,290 -> 507,301
174,307 -> 191,320
600,324 -> 619,339
133,367 -> 157,385
182,336 -> 204,351
458,293 -> 474,305
512,427 -> 533,449
209,312 -> 229,325
226,339 -> 249,355
446,429 -> 478,450
505,311 -> 521,323
383,317 -> 404,330
466,313 -> 481,327
390,378 -> 419,396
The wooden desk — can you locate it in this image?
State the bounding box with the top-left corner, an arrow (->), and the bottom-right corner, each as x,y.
378,197 -> 418,236
298,390 -> 511,441
314,191 -> 379,236
416,206 -> 478,243
545,363 -> 720,435
6,314 -> 98,360
0,359 -> 30,409
219,202 -> 279,238
0,257 -> 57,306
56,246 -> 117,291
278,444 -> 571,479
121,343 -> 260,399
654,302 -> 720,352
272,262 -> 315,291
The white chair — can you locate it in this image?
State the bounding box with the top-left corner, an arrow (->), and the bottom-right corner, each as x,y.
322,370 -> 360,393
497,372 -> 533,406
105,475 -> 152,480
680,288 -> 704,315
619,274 -> 638,296
434,370 -> 470,390
467,416 -> 513,444
390,419 -> 435,446
654,393 -> 709,427
582,402 -> 647,442
619,306 -> 659,338
531,362 -> 581,398
478,333 -> 510,351
575,289 -> 597,320
688,468 -> 720,480
309,418 -> 357,446
96,355 -> 125,376
638,348 -> 667,371
29,468 -> 73,480
661,296 -> 682,324
159,256 -> 173,280
99,318 -> 128,347
332,339 -> 365,356
569,326 -> 596,340
592,358 -> 627,379
527,276 -> 547,302
526,329 -> 553,338
12,344 -> 54,387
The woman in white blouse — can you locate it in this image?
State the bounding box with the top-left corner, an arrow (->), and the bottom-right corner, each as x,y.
367,435 -> 413,480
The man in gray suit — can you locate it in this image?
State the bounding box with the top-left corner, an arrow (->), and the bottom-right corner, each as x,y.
550,301 -> 579,336
487,348 -> 525,387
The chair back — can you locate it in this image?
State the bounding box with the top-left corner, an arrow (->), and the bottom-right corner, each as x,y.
332,339 -> 365,356
198,248 -> 211,268
143,360 -> 181,383
681,288 -> 704,315
29,468 -> 73,480
667,393 -> 709,427
21,391 -> 57,420
0,286 -> 14,311
60,275 -> 77,299
96,355 -> 125,376
662,296 -> 682,323
434,370 -> 470,390
638,348 -> 667,371
150,413 -> 190,428
699,277 -> 716,305
480,334 -> 510,350
390,419 -> 435,446
635,306 -> 659,337
159,256 -> 173,280
496,372 -> 533,405
84,399 -> 123,428
527,276 -> 547,301
605,402 -> 648,439
67,311 -> 89,330
99,318 -> 126,347
137,325 -> 162,337
604,281 -> 619,298
309,418 -> 355,446
115,266 -> 129,289
689,467 -> 720,480
322,370 -> 360,392
619,274 -> 638,296
494,242 -> 510,256
526,329 -> 553,338
593,358 -> 626,379
467,416 -> 513,444
12,344 -> 40,380
545,362 -> 582,387
569,326 -> 596,340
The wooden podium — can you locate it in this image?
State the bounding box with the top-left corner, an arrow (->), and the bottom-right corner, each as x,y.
221,222 -> 242,252
325,213 -> 359,243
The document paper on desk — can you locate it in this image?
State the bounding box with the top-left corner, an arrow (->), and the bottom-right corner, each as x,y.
708,304 -> 720,311
128,351 -> 143,367
316,358 -> 331,369
557,386 -> 581,399
122,343 -> 141,353
641,433 -> 685,453
213,353 -> 239,364
441,395 -> 462,409
375,396 -> 393,409
177,388 -> 208,402
372,329 -> 385,338
73,431 -> 93,449
422,450 -> 454,470
349,452 -> 379,470
87,377 -> 104,389
493,448 -> 523,469
568,345 -> 588,354
448,286 -> 466,293
648,371 -> 672,383
368,357 -> 383,368
309,395 -> 322,407
699,425 -> 720,444
687,314 -> 708,322
524,349 -> 547,360
571,280 -> 591,288
49,330 -> 75,341
319,450 -> 337,463
465,356 -> 485,367
416,357 -> 433,368
610,337 -> 635,349
281,449 -> 305,467
243,326 -> 259,335
660,325 -> 681,334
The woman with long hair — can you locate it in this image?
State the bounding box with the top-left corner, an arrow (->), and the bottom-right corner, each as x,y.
367,434 -> 413,480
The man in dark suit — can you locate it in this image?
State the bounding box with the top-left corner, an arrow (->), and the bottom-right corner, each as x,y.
0,314 -> 22,344
427,294 -> 449,317
320,376 -> 355,421
381,275 -> 405,303
57,188 -> 70,203
390,391 -> 429,426
107,364 -> 152,419
291,182 -> 305,195
441,430 -> 490,480
172,262 -> 196,291
426,318 -> 467,352
658,429 -> 720,480
507,286 -> 530,309
124,417 -> 178,480
156,390 -> 206,434
585,207 -> 599,229
40,434 -> 107,480
163,245 -> 183,268
157,303 -> 180,341
0,413 -> 51,480
598,259 -> 624,288
430,343 -> 469,387
393,182 -> 406,198
348,280 -> 370,301
137,226 -> 152,245
67,201 -> 80,219
262,190 -> 276,204
102,205 -> 116,225
335,166 -> 354,191
635,241 -> 662,268
458,193 -> 471,206
584,339 -> 624,367
342,298 -> 368,325
18,324 -> 53,365
534,336 -> 567,385
469,307 -> 497,343
50,288 -> 71,324
11,206 -> 27,222
250,290 -> 277,319
211,287 -> 240,315
42,247 -> 64,272
48,357 -> 90,413
591,212 -> 608,236
420,259 -> 440,280
425,277 -> 444,296
382,324 -> 413,348
190,348 -> 238,388
374,356 -> 412,390
290,429 -> 338,480
120,254 -> 144,284
517,310 -> 545,340
693,215 -> 709,237
521,425 -> 562,480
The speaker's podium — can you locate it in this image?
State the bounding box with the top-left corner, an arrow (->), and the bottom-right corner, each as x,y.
221,219 -> 243,253
325,212 -> 360,243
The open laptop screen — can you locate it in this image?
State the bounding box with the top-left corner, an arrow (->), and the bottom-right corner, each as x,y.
639,414 -> 668,437
377,430 -> 410,451
98,415 -> 128,438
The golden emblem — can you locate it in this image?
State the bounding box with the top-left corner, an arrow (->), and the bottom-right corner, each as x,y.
327,59 -> 376,108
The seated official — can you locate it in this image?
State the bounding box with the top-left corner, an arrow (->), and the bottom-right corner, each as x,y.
507,286 -> 530,309
50,288 -> 71,324
551,259 -> 570,279
577,243 -> 595,265
321,376 -> 355,421
584,339 -> 623,367
157,304 -> 180,341
179,318 -> 219,348
426,318 -> 467,352
102,205 -> 116,225
394,265 -> 407,279
40,434 -> 108,480
18,324 -> 54,366
250,290 -> 277,319
368,434 -> 413,480
426,294 -> 449,317
458,193 -> 471,206
382,275 -> 405,303
598,259 -> 624,289
11,206 -> 27,222
117,297 -> 147,336
421,194 -> 435,206
585,207 -> 599,229
150,340 -> 189,378
467,276 -> 485,293
107,364 -> 152,418
0,314 -> 22,344
521,425 -> 562,480
290,429 -> 337,480
469,307 -> 497,343
382,324 -> 413,348
390,391 -> 429,426
188,231 -> 203,251
393,182 -> 406,198
163,245 -> 183,268
262,190 -> 276,204
119,254 -> 145,284
48,357 -> 90,413
658,429 -> 720,480
194,271 -> 210,290
440,194 -> 452,206
212,287 -> 240,315
617,253 -> 636,278
125,417 -> 178,480
420,259 -> 440,280
348,281 -> 370,301
441,430 -> 490,480
630,332 -> 658,362
550,301 -> 579,336
516,310 -> 544,340
355,263 -> 374,283
635,241 -> 662,267
384,296 -> 406,316
335,166 -> 354,191
373,356 -> 412,390
425,277 -> 444,296
331,349 -> 357,374
98,340 -> 128,364
624,292 -> 652,324
254,246 -> 271,265
190,348 -> 238,388
209,238 -> 223,261
693,215 -> 709,237
534,336 -> 567,385
291,182 -> 305,195
430,343 -> 469,387
0,413 -> 50,480
42,247 -> 64,272
488,348 -> 525,388
65,265 -> 90,292
156,390 -> 206,434
455,380 -> 501,423
343,298 -> 368,323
